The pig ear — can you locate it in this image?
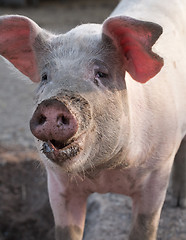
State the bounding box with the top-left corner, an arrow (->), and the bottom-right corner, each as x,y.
0,15 -> 42,82
102,16 -> 164,83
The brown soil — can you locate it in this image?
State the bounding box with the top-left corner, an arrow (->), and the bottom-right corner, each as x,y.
0,146 -> 54,240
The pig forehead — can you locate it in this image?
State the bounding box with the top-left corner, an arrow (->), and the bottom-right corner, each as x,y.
50,24 -> 104,57
46,24 -> 120,70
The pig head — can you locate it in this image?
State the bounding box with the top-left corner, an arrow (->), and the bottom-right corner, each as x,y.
0,15 -> 163,172
0,13 -> 184,240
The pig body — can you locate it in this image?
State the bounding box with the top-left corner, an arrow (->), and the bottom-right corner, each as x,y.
0,0 -> 186,239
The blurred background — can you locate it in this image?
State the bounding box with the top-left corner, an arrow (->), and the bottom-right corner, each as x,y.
0,1 -> 185,240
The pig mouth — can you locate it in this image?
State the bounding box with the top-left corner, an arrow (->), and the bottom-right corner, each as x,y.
42,139 -> 81,165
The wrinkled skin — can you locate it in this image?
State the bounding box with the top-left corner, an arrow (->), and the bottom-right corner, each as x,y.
0,0 -> 186,239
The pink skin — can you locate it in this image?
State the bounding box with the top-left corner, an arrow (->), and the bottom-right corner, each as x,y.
46,161 -> 173,240
47,169 -> 88,239
0,13 -> 184,240
0,15 -> 165,240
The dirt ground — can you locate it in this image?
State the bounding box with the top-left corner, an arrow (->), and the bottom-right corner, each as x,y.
0,0 -> 186,240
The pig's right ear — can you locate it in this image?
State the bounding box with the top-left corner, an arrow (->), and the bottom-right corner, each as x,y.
0,15 -> 43,82
102,16 -> 164,83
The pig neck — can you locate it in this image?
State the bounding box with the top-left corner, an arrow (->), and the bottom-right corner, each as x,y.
109,0 -> 186,165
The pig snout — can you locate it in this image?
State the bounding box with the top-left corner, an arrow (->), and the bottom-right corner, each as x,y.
30,99 -> 78,144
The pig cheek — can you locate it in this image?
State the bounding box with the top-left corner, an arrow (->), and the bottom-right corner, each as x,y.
89,121 -> 117,164
92,102 -> 124,162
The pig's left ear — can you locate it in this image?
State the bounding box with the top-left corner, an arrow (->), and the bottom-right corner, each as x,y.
0,15 -> 43,82
102,16 -> 164,83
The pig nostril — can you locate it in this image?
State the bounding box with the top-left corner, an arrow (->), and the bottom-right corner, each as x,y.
38,115 -> 47,125
62,116 -> 69,125
59,115 -> 70,125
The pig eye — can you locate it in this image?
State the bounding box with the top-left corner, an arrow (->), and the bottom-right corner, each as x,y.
41,73 -> 48,82
93,61 -> 109,87
94,71 -> 108,87
96,71 -> 108,79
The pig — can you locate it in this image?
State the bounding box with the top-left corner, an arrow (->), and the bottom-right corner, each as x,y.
0,0 -> 186,239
